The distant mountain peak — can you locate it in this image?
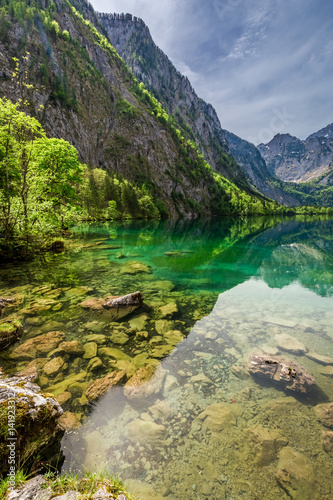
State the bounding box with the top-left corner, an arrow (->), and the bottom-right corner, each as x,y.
306,123 -> 333,141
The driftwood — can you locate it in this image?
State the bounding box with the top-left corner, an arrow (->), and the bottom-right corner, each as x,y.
103,291 -> 143,310
248,353 -> 315,394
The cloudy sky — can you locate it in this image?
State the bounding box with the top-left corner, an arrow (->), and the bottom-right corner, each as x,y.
89,0 -> 333,144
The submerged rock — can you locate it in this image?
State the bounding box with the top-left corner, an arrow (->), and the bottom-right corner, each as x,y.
244,425 -> 288,466
0,375 -> 63,476
314,403 -> 333,428
0,297 -> 15,316
43,356 -> 66,376
305,352 -> 333,365
124,365 -> 165,401
80,292 -> 143,321
58,411 -> 82,431
322,430 -> 333,454
125,418 -> 167,444
10,331 -> 65,360
84,371 -> 126,401
248,353 -> 315,393
192,403 -> 242,434
274,333 -> 307,355
275,447 -> 315,499
59,341 -> 84,356
0,317 -> 22,349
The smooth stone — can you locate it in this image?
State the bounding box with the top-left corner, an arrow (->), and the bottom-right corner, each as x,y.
99,347 -> 132,362
46,371 -> 87,396
149,400 -> 174,421
163,374 -> 178,396
147,280 -> 175,292
192,403 -> 242,434
83,342 -> 98,359
163,330 -> 184,346
85,334 -> 107,345
124,365 -> 165,400
306,352 -> 333,365
120,261 -> 150,275
159,302 -> 178,319
190,373 -> 214,386
59,341 -> 84,356
318,366 -> 333,377
314,403 -> 333,428
274,333 -> 307,355
85,321 -> 107,333
263,316 -> 297,328
150,344 -> 174,358
132,352 -> 149,368
87,357 -> 104,372
115,360 -> 136,378
244,425 -> 288,466
10,331 -> 65,360
58,411 -> 82,431
154,320 -> 174,335
55,391 -> 72,405
129,314 -> 149,331
126,419 -> 167,444
43,356 -> 65,376
275,447 -> 315,499
322,431 -> 333,454
84,371 -> 126,401
109,331 -> 130,345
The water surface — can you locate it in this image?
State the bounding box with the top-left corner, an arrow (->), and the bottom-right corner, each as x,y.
1,216 -> 333,499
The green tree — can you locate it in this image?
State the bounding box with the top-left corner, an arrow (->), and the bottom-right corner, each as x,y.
0,98 -> 82,256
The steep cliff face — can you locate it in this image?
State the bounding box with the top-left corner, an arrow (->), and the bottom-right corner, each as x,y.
97,12 -> 248,186
258,127 -> 333,183
225,131 -> 300,205
0,0 -> 228,217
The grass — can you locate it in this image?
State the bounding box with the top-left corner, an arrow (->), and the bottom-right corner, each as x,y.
0,470 -> 137,500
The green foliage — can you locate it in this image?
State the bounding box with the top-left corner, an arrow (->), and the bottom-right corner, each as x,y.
0,97 -> 82,257
76,166 -> 160,220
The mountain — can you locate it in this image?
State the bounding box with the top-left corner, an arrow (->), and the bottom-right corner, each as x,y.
0,0 -> 280,218
97,12 -> 248,187
258,126 -> 333,183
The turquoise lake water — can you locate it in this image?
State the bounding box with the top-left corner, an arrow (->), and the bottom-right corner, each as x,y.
1,216 -> 332,499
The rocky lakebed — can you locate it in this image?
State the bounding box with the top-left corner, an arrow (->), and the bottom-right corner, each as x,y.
0,219 -> 333,499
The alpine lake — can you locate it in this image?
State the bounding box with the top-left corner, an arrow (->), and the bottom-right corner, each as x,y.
1,216 -> 333,500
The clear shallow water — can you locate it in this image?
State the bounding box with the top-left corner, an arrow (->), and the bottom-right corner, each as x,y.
1,216 -> 333,499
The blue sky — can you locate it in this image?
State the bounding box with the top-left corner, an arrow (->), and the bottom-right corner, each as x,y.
89,0 -> 333,144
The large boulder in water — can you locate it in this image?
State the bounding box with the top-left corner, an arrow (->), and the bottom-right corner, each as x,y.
247,353 -> 315,394
0,374 -> 64,478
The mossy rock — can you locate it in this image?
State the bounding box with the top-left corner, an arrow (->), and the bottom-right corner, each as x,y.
98,347 -> 132,362
0,318 -> 23,349
0,374 -> 63,478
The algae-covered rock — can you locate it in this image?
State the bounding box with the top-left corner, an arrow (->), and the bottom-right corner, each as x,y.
124,365 -> 165,401
85,334 -> 107,345
129,314 -> 149,331
87,357 -> 104,372
58,411 -> 82,431
115,360 -> 136,379
0,317 -> 22,349
244,425 -> 288,466
99,347 -> 132,362
43,356 -> 65,377
84,371 -> 126,401
159,302 -> 178,319
10,331 -> 65,360
275,447 -> 315,499
314,403 -> 333,428
46,371 -> 87,396
150,344 -> 174,359
322,430 -> 333,454
85,321 -> 107,333
59,341 -> 84,356
0,374 -> 63,477
163,330 -> 184,346
126,418 -> 167,444
120,261 -> 150,275
109,331 -> 130,345
192,403 -> 242,434
83,342 -> 98,359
